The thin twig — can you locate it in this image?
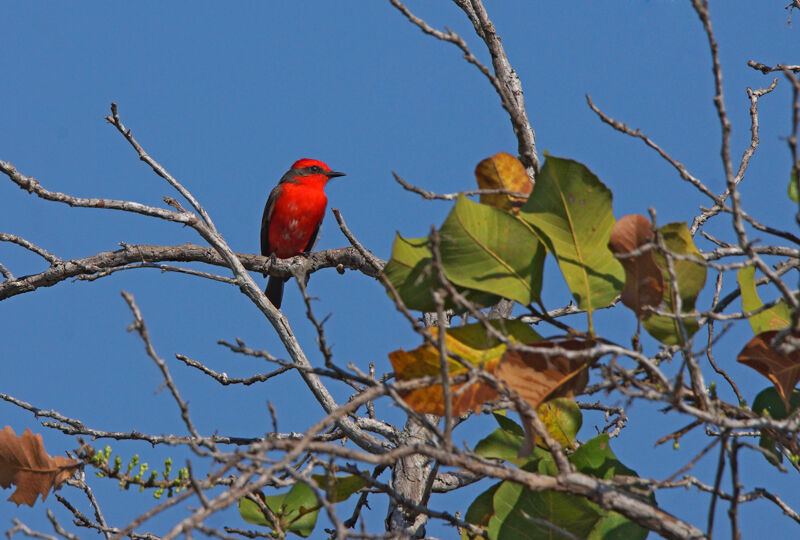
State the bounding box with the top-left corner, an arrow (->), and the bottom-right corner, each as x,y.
121,291 -> 202,442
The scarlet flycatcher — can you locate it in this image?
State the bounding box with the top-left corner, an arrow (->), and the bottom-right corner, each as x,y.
260,159 -> 345,308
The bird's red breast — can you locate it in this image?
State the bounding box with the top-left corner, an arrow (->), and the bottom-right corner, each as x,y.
267,178 -> 329,258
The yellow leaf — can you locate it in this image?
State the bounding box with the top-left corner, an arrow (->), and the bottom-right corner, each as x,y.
475,152 -> 532,213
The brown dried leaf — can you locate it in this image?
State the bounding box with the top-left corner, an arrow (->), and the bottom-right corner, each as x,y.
0,426 -> 79,506
496,339 -> 593,457
738,331 -> 800,411
607,214 -> 663,315
496,340 -> 592,411
475,152 -> 533,213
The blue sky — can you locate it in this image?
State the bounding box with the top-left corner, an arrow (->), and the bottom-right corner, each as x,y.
1,1 -> 799,537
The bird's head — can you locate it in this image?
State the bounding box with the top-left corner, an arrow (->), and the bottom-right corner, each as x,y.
288,159 -> 345,184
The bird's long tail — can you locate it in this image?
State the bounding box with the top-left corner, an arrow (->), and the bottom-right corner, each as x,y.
265,276 -> 287,309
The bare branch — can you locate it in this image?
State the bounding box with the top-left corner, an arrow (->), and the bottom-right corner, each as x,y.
0,243 -> 380,301
105,102 -> 217,230
586,94 -> 719,203
748,60 -> 800,73
0,159 -> 192,224
390,0 -> 539,179
393,172 -> 528,201
0,232 -> 61,264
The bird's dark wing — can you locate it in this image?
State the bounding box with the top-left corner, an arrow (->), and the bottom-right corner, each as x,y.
303,220 -> 323,255
260,184 -> 283,256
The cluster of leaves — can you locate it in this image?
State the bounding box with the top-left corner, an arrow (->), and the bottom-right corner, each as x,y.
84,444 -> 189,499
735,266 -> 800,462
381,153 -> 664,537
378,152 -> 800,537
385,154 -> 623,325
383,153 -> 711,431
388,321 -> 590,417
466,413 -> 649,539
238,474 -> 367,538
385,153 -> 710,345
608,214 -> 707,344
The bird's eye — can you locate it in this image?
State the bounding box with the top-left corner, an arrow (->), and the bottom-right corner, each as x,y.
311,166 -> 322,173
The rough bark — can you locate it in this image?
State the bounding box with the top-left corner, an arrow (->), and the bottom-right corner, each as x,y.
385,416 -> 437,538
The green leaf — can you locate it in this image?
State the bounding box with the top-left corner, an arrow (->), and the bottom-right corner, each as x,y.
474,427 -> 522,463
570,435 -> 640,479
642,222 -> 706,345
588,511 -> 651,540
238,483 -> 320,538
311,474 -> 367,503
574,435 -> 650,540
475,413 -> 552,466
752,387 -> 800,465
467,433 -> 651,540
519,156 -> 624,329
534,435 -> 651,540
463,482 -> 500,540
641,315 -> 700,346
753,386 -> 800,420
383,233 -> 499,312
239,496 -> 268,526
737,266 -> 791,334
489,475 -> 600,540
537,398 -> 582,450
657,222 -> 706,309
439,195 -> 546,305
492,411 -> 525,437
789,169 -> 798,203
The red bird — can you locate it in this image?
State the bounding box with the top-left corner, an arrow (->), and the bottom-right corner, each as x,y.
261,159 -> 345,308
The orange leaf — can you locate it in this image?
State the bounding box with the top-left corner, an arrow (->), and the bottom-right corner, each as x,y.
0,426 -> 80,506
393,373 -> 500,416
389,346 -> 501,416
607,214 -> 663,316
475,152 -> 533,213
389,321 -> 539,415
738,331 -> 800,411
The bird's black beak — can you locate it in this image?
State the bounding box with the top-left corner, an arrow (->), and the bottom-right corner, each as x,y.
326,171 -> 346,179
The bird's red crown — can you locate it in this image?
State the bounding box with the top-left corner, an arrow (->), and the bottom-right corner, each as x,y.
291,158 -> 332,173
